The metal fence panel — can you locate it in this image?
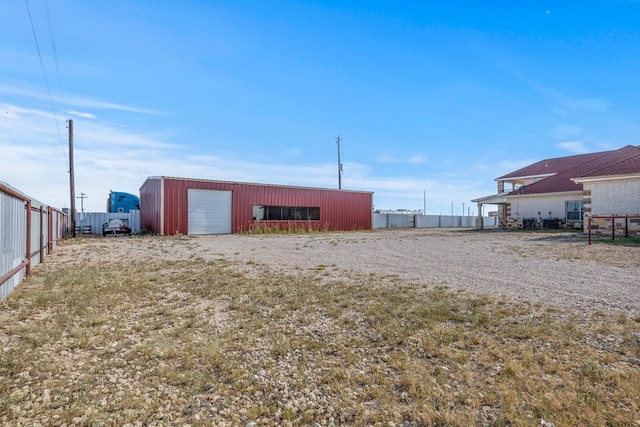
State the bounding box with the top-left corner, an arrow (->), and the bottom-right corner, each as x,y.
374,214 -> 497,229
372,214 -> 387,228
50,208 -> 64,250
416,215 -> 441,228
1,182 -> 66,302
30,204 -> 49,266
0,191 -> 27,301
385,214 -> 415,228
76,210 -> 141,234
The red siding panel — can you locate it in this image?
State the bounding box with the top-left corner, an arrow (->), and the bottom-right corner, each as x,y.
139,177 -> 162,233
151,177 -> 372,235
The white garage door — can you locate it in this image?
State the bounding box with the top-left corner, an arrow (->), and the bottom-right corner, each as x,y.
187,189 -> 232,235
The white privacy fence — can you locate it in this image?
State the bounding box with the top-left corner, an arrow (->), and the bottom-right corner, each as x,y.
74,210 -> 141,234
1,181 -> 66,302
373,213 -> 497,229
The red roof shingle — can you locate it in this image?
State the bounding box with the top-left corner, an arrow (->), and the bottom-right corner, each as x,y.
497,150 -> 612,180
505,145 -> 640,195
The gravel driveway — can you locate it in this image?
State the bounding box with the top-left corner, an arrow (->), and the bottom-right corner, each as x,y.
3,228 -> 638,426
183,228 -> 640,317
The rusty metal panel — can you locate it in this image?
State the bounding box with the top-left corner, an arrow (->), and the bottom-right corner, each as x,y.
155,177 -> 373,234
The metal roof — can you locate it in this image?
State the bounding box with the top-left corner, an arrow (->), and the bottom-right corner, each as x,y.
506,145 -> 640,195
496,150 -> 613,180
573,149 -> 640,180
141,176 -> 373,194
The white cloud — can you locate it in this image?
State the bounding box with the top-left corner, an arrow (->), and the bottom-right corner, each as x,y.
376,153 -> 428,164
1,102 -> 497,216
376,154 -> 396,163
0,84 -> 162,115
408,155 -> 428,164
279,147 -> 301,158
549,124 -> 583,140
511,73 -> 612,115
67,110 -> 97,119
498,159 -> 536,172
556,141 -> 589,154
567,97 -> 610,113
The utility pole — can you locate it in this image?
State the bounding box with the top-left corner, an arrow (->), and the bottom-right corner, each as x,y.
77,192 -> 87,213
336,135 -> 343,190
69,119 -> 76,237
423,190 -> 426,214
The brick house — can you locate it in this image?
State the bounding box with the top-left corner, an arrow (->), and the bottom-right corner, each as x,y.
472,145 -> 640,231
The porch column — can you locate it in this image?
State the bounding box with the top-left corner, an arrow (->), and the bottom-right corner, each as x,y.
475,203 -> 484,230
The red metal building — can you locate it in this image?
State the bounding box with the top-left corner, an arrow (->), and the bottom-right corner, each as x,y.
139,176 -> 373,235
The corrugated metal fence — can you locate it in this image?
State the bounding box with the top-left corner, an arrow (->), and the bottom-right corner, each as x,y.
373,213 -> 497,229
1,181 -> 66,302
74,210 -> 141,234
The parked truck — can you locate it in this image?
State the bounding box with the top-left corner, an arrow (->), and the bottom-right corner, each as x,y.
107,191 -> 140,213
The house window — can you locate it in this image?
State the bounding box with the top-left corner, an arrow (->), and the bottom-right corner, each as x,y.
566,201 -> 583,222
252,205 -> 320,221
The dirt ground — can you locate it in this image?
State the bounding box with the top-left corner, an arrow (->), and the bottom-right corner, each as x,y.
113,228 -> 640,317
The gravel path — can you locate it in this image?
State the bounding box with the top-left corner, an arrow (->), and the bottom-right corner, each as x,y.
185,228 -> 640,317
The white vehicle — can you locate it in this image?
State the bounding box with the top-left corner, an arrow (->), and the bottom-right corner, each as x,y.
102,218 -> 131,237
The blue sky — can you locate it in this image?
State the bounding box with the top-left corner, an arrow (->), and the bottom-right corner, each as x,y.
2,1 -> 639,214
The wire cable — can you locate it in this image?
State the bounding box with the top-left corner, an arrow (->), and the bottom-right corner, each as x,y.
44,0 -> 68,115
24,0 -> 68,169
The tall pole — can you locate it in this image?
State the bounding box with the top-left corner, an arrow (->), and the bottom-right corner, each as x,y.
423,190 -> 426,214
69,119 -> 76,237
77,192 -> 87,214
336,135 -> 343,190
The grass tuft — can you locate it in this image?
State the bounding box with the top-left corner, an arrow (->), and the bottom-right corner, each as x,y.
0,237 -> 638,425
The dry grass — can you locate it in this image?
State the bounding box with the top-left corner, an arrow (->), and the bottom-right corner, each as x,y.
1,235 -> 639,426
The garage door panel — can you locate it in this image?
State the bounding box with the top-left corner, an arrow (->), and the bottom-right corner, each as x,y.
188,189 -> 232,234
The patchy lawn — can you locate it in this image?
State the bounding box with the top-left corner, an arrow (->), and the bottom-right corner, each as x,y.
1,234 -> 639,426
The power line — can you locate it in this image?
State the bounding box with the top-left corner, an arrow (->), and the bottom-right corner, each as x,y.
44,0 -> 68,114
24,0 -> 68,169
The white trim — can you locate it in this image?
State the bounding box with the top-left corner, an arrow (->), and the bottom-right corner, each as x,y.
471,193 -> 509,204
139,176 -> 162,191
496,173 -> 555,182
506,190 -> 582,199
572,173 -> 640,183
